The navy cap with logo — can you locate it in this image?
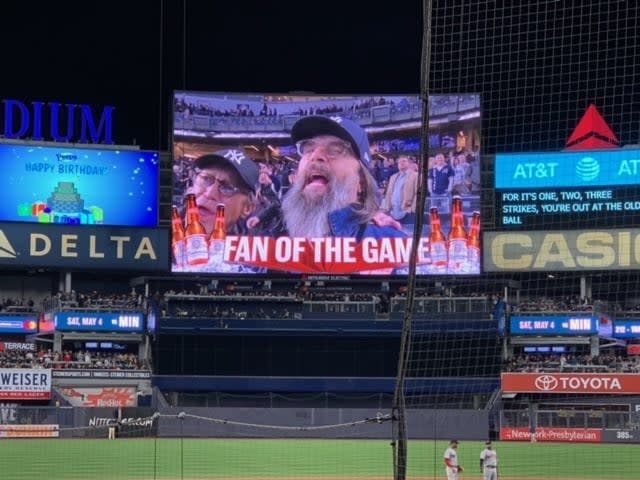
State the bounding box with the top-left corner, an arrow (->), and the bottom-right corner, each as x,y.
194,149 -> 259,194
291,116 -> 372,169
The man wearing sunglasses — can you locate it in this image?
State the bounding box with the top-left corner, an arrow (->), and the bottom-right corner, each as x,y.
189,149 -> 259,236
282,116 -> 405,241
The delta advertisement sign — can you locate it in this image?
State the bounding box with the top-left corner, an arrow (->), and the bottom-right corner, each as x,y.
502,373 -> 640,394
0,368 -> 51,400
0,222 -> 169,271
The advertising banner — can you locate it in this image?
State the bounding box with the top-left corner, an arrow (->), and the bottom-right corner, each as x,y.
500,427 -> 602,443
495,149 -> 640,229
484,228 -> 640,272
502,373 -> 640,394
82,406 -> 158,438
0,222 -> 169,271
172,92 -> 482,276
0,424 -> 59,438
61,387 -> 138,407
0,143 -> 159,226
53,370 -> 150,379
0,316 -> 38,333
0,369 -> 51,400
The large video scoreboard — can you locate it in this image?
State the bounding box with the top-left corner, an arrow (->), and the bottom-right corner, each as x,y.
172,91 -> 483,276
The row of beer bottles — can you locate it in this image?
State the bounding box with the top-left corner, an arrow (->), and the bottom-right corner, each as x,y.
171,193 -> 226,267
171,193 -> 479,270
430,196 -> 481,272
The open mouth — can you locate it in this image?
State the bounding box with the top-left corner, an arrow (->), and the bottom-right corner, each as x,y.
307,174 -> 329,186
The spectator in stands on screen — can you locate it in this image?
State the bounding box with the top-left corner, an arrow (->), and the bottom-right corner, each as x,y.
188,149 -> 259,235
428,153 -> 454,195
246,163 -> 287,237
466,152 -> 481,193
451,152 -> 472,195
279,166 -> 297,197
382,155 -> 418,230
379,156 -> 398,186
281,116 -> 404,240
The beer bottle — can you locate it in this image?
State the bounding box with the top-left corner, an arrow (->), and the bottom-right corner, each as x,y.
208,203 -> 227,267
429,207 -> 447,272
171,205 -> 186,268
448,196 -> 468,272
184,193 -> 209,266
467,211 -> 481,271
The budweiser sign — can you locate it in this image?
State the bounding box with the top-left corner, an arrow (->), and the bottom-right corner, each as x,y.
502,373 -> 640,394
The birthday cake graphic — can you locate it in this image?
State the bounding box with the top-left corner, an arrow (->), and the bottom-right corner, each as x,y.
47,182 -> 85,213
19,181 -> 103,224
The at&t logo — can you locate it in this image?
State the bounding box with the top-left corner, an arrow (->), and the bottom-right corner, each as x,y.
576,156 -> 600,181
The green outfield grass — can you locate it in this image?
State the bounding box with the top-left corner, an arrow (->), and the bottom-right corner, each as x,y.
0,438 -> 638,479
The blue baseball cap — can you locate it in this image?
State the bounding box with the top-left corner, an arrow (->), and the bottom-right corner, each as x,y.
194,149 -> 259,193
291,116 -> 372,169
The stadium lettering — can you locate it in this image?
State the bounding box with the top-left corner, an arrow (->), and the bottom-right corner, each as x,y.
2,343 -> 35,351
559,376 -> 622,391
488,231 -> 640,270
29,234 -> 157,260
1,98 -> 114,144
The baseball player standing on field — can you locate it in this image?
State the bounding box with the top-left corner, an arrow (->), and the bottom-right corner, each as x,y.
479,440 -> 498,480
444,439 -> 464,480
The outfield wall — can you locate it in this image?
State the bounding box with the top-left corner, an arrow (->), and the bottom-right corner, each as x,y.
2,405 -> 639,442
0,405 -> 488,440
155,407 -> 489,440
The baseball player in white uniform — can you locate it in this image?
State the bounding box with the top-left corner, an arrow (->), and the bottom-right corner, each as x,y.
479,440 -> 498,480
444,439 -> 464,480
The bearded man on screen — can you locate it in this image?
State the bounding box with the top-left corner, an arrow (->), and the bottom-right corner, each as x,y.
282,116 -> 405,240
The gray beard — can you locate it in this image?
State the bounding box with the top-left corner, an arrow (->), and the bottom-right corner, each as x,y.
282,173 -> 359,237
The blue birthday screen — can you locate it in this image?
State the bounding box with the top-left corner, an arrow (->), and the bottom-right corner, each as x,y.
0,144 -> 159,226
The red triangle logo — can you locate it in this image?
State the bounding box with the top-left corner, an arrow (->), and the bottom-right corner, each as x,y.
565,104 -> 620,150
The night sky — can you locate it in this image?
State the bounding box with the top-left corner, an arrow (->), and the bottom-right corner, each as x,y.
3,1 -> 639,154
0,1 -> 423,151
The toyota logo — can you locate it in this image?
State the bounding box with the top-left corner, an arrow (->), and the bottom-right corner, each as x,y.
535,375 -> 558,391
